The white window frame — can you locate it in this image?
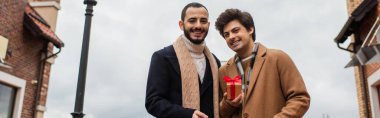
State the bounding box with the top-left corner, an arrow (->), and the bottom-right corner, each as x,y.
0,71 -> 26,118
368,69 -> 380,118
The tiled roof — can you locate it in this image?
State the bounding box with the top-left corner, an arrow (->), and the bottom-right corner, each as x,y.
24,4 -> 64,48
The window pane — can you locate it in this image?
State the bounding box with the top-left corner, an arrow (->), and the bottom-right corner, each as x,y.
0,83 -> 16,118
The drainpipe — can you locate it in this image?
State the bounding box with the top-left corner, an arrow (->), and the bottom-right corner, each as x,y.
33,41 -> 62,118
358,65 -> 371,118
352,29 -> 371,118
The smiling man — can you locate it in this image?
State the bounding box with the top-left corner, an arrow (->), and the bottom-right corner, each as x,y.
215,9 -> 310,118
145,2 -> 220,118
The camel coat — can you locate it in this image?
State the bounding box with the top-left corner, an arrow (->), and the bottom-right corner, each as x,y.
219,43 -> 310,118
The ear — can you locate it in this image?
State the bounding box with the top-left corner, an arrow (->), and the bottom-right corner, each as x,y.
249,27 -> 254,34
179,20 -> 184,31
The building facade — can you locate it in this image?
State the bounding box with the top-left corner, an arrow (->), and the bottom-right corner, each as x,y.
335,0 -> 380,118
0,0 -> 63,118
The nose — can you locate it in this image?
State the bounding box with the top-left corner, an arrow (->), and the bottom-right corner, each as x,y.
194,21 -> 202,28
227,33 -> 236,41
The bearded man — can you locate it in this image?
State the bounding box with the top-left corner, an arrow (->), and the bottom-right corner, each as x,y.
145,2 -> 221,118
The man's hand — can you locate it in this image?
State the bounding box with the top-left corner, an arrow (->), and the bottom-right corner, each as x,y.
192,110 -> 208,118
224,92 -> 244,107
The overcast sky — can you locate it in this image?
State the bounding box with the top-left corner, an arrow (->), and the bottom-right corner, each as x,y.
44,0 -> 358,118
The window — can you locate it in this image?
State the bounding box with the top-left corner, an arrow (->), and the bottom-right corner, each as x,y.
0,83 -> 16,118
368,69 -> 380,118
0,71 -> 26,118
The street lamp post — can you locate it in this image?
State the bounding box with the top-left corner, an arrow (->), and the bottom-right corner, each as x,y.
71,0 -> 97,118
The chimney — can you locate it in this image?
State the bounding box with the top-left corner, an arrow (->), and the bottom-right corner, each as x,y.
28,0 -> 61,31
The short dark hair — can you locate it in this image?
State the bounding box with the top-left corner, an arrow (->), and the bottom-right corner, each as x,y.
215,8 -> 256,41
181,2 -> 208,21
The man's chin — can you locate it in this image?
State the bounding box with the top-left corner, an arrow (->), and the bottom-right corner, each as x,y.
189,39 -> 204,44
231,48 -> 239,52
230,46 -> 241,52
190,35 -> 204,40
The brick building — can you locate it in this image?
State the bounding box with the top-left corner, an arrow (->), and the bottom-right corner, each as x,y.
0,0 -> 63,118
334,0 -> 380,118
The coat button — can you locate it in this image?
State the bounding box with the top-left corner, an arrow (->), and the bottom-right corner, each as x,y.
243,113 -> 249,118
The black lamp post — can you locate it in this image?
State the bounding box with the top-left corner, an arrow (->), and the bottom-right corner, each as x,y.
71,0 -> 97,118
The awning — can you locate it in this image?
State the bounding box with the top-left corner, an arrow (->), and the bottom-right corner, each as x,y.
23,4 -> 64,48
345,44 -> 380,68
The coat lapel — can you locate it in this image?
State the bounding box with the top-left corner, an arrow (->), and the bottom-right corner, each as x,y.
200,78 -> 211,96
164,46 -> 180,75
167,55 -> 181,75
225,57 -> 241,86
245,43 -> 267,102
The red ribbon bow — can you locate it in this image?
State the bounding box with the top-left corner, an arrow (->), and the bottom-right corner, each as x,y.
223,76 -> 241,99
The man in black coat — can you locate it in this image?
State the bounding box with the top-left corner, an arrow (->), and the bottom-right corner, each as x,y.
145,2 -> 221,118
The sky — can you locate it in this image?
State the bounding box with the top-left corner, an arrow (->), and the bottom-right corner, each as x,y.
44,0 -> 359,118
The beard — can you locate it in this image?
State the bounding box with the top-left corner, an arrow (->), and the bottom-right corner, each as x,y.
183,26 -> 208,45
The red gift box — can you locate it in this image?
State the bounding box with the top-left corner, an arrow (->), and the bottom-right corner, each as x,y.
224,76 -> 242,100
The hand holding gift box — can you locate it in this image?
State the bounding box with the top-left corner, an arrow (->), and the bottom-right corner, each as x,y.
224,76 -> 242,100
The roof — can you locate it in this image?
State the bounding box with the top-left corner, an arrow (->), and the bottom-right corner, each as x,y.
23,4 -> 64,48
334,0 -> 378,44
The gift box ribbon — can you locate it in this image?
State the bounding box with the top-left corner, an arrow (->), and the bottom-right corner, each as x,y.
224,75 -> 242,99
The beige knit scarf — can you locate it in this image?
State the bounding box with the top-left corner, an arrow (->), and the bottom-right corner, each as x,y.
173,36 -> 219,118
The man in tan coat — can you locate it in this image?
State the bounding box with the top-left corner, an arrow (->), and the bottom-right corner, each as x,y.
214,8 -> 310,118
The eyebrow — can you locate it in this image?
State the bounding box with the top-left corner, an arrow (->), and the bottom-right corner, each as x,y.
187,16 -> 208,19
225,27 -> 239,33
223,32 -> 229,36
233,27 -> 241,31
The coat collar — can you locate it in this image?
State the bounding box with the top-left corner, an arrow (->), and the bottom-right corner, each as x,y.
165,46 -> 181,75
226,43 -> 267,66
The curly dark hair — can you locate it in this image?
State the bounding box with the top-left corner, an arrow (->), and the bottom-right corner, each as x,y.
215,8 -> 256,41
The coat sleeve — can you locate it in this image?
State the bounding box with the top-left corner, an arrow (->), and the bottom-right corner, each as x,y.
219,97 -> 240,118
145,51 -> 195,118
274,50 -> 310,118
